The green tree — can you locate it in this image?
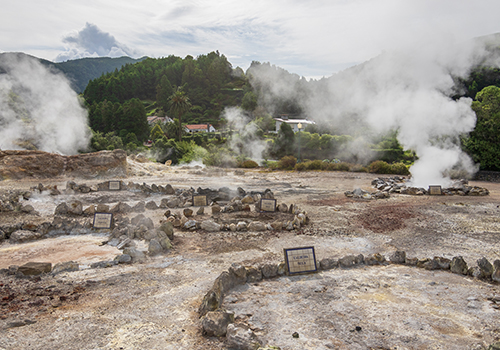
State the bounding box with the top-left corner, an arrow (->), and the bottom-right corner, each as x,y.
272,122 -> 295,158
156,75 -> 173,111
169,87 -> 192,141
462,85 -> 500,170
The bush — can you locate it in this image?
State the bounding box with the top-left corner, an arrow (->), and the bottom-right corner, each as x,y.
327,162 -> 352,172
305,160 -> 324,170
368,160 -> 409,175
239,160 -> 259,168
278,156 -> 297,170
294,162 -> 306,171
368,160 -> 393,174
389,162 -> 410,175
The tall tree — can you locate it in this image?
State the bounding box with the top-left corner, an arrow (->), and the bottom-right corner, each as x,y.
169,87 -> 192,141
462,85 -> 500,170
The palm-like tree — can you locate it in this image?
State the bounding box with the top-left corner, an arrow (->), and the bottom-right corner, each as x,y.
168,87 -> 191,142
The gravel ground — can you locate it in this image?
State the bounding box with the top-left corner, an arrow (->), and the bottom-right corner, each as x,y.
0,162 -> 499,349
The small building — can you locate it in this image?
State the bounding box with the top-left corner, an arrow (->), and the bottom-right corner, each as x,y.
184,124 -> 217,133
274,115 -> 316,133
147,116 -> 174,125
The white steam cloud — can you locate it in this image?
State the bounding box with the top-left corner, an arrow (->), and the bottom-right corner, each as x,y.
223,107 -> 268,162
249,35 -> 495,186
55,23 -> 141,62
0,53 -> 91,155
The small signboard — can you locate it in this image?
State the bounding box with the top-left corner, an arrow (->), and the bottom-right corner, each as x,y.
108,181 -> 121,191
428,185 -> 442,195
260,198 -> 277,212
284,246 -> 317,275
192,195 -> 208,207
93,212 -> 113,229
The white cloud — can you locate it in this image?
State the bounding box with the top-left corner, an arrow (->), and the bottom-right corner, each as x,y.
0,0 -> 500,77
55,23 -> 142,62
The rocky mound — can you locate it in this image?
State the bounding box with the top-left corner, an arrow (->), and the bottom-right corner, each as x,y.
0,149 -> 127,180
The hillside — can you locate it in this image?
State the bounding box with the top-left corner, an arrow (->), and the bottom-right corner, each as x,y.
0,52 -> 145,93
46,56 -> 147,93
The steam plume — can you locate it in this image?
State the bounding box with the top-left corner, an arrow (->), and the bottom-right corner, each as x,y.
223,107 -> 268,162
0,53 -> 90,155
249,36 -> 493,186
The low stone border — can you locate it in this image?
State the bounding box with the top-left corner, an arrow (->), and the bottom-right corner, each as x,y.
198,251 -> 500,349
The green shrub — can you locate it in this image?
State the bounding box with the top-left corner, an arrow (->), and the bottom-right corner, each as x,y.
305,160 -> 324,170
239,160 -> 259,168
294,162 -> 306,171
368,160 -> 410,175
278,156 -> 297,170
389,162 -> 410,175
368,160 -> 393,174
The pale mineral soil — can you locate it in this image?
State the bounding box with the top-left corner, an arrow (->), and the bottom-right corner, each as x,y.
0,161 -> 499,350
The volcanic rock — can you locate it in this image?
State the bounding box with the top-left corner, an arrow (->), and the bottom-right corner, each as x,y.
200,220 -> 221,232
493,260 -> 500,283
18,262 -> 52,275
226,324 -> 262,350
201,311 -> 235,337
450,256 -> 469,275
10,230 -> 43,243
477,257 -> 494,279
51,261 -> 79,275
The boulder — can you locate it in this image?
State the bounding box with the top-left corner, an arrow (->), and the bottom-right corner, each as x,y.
365,253 -> 386,265
123,247 -> 146,263
96,204 -> 110,213
54,202 -> 69,215
183,208 -> 194,217
228,263 -> 247,285
159,221 -> 174,240
148,239 -> 163,255
211,204 -> 221,214
51,261 -> 79,275
183,220 -> 197,230
492,260 -> 500,283
165,184 -> 176,195
131,201 -> 146,212
201,311 -> 235,337
477,257 -> 494,279
248,221 -> 266,231
320,258 -> 338,270
201,220 -> 221,232
236,222 -> 248,231
159,237 -> 173,250
10,230 -> 42,243
389,251 -> 406,264
115,254 -> 132,264
261,263 -> 278,278
450,256 -> 468,275
145,201 -> 158,210
241,195 -> 254,204
226,324 -> 261,350
18,262 -> 52,275
246,266 -> 262,283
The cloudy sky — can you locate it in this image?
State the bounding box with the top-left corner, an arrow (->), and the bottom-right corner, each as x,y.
1,0 -> 499,79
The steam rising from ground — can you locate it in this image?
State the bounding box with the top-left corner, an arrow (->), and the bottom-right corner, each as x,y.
249,36 -> 495,186
223,107 -> 268,163
0,54 -> 90,155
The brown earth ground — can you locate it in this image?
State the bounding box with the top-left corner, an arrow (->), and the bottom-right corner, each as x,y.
0,160 -> 499,350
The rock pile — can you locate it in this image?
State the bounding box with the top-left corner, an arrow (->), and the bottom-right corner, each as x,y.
0,149 -> 127,180
371,177 -> 490,196
344,187 -> 390,200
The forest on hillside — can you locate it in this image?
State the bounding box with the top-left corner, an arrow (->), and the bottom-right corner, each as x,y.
80,50 -> 500,172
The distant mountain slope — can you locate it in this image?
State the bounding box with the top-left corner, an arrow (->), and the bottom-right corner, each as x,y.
0,52 -> 146,93
48,56 -> 147,93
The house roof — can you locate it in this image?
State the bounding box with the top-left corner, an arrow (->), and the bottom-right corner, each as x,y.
185,124 -> 213,130
274,118 -> 316,125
